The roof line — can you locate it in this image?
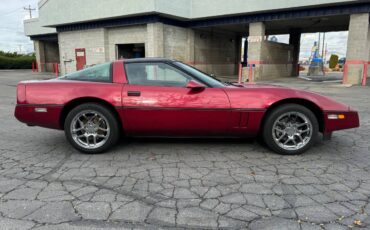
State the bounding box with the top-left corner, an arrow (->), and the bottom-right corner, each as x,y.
53,2 -> 370,33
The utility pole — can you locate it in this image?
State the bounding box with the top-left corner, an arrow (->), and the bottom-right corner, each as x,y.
322,33 -> 326,61
24,5 -> 36,19
318,33 -> 321,57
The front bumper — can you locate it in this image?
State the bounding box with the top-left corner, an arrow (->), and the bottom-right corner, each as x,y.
323,110 -> 360,134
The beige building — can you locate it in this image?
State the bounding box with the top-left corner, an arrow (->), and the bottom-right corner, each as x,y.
25,0 -> 370,84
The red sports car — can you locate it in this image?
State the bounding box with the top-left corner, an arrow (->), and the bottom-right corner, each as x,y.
15,58 -> 359,155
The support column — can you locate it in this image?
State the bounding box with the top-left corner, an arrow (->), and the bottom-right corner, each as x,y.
247,22 -> 265,81
289,29 -> 301,77
34,40 -> 46,72
368,24 -> 370,78
146,23 -> 164,57
345,13 -> 369,84
186,29 -> 195,63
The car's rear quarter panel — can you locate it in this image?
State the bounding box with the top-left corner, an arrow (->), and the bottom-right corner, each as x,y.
15,80 -> 123,129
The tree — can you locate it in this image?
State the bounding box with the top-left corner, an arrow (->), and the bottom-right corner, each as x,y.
0,51 -> 35,69
329,54 -> 339,69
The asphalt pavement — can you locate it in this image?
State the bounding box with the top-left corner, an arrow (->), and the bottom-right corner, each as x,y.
0,70 -> 369,229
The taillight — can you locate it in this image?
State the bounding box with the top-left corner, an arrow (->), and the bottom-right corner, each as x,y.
17,84 -> 26,104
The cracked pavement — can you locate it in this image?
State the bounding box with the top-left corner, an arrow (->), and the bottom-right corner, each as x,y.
0,70 -> 370,229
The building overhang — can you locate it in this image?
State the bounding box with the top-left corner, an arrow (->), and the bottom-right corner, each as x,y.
25,0 -> 370,37
56,2 -> 370,35
24,18 -> 56,37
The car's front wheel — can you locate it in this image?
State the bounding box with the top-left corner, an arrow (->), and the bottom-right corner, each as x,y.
262,104 -> 319,155
64,103 -> 119,154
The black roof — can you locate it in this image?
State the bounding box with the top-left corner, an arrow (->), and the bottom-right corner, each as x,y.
124,58 -> 177,63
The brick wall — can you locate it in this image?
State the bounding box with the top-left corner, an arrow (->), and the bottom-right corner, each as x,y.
193,29 -> 239,77
107,25 -> 147,60
58,28 -> 107,74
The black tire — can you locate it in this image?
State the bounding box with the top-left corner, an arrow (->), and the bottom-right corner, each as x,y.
262,104 -> 319,155
64,103 -> 120,154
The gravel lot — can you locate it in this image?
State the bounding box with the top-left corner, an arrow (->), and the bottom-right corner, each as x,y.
0,70 -> 369,230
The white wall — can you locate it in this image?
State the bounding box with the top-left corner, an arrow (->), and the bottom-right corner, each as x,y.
191,0 -> 358,18
58,29 -> 107,74
107,25 -> 147,60
24,18 -> 56,36
36,0 -> 359,27
58,25 -> 149,74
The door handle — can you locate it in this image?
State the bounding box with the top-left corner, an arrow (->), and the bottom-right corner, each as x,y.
127,91 -> 141,97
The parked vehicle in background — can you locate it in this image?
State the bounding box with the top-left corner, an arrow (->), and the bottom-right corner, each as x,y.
338,57 -> 346,68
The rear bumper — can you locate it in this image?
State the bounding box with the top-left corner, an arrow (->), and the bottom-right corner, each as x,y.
15,104 -> 63,130
323,110 -> 360,134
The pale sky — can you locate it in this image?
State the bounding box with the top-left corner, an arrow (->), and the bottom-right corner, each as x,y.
0,0 -> 348,60
275,31 -> 348,61
0,0 -> 38,54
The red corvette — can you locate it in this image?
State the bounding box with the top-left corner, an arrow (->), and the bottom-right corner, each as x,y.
15,58 -> 359,155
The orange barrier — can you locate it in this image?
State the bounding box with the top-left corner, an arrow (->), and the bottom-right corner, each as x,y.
33,62 -> 60,77
32,62 -> 38,72
363,63 -> 368,86
52,63 -> 59,77
238,64 -> 243,83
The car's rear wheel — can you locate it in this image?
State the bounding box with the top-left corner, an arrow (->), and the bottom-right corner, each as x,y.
64,103 -> 119,154
262,104 -> 319,155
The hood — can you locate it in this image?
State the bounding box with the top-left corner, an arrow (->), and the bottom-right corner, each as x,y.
223,83 -> 350,112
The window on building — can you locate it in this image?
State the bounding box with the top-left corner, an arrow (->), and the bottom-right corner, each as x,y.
63,62 -> 112,83
125,62 -> 190,87
116,43 -> 145,59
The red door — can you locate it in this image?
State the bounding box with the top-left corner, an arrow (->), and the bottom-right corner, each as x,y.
121,62 -> 231,136
122,85 -> 231,136
75,48 -> 86,71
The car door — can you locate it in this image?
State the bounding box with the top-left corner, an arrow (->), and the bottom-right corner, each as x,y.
121,61 -> 231,136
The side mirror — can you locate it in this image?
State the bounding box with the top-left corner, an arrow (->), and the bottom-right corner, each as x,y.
186,80 -> 206,90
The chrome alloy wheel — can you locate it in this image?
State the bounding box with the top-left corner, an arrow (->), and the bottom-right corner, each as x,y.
70,110 -> 110,149
272,112 -> 313,151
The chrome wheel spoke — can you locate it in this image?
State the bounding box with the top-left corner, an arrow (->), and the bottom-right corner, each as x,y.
277,133 -> 286,141
296,134 -> 303,142
88,114 -> 98,122
283,138 -> 290,145
86,135 -> 90,146
98,127 -> 109,132
93,135 -> 97,145
297,122 -> 308,128
72,127 -> 84,133
77,118 -> 84,127
300,128 -> 310,133
292,138 -> 297,145
274,127 -> 285,133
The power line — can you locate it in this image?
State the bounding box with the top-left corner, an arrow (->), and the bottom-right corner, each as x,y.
0,7 -> 22,17
23,5 -> 36,19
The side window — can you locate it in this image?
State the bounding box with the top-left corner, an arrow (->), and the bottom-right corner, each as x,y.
125,62 -> 190,87
64,62 -> 112,83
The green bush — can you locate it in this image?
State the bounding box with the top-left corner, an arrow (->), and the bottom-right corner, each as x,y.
0,53 -> 35,69
329,54 -> 339,69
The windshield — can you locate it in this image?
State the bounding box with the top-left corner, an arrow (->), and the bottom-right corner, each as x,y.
60,62 -> 112,83
173,62 -> 224,87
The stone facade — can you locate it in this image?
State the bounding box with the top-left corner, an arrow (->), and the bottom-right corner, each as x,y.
346,13 -> 370,85
58,28 -> 107,74
56,22 -> 239,77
